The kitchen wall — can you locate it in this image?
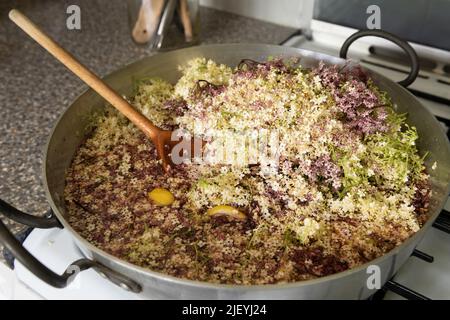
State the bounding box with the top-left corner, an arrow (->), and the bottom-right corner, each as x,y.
199,0 -> 314,28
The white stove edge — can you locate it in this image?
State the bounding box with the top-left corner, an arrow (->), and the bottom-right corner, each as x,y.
10,228 -> 142,300
0,260 -> 42,300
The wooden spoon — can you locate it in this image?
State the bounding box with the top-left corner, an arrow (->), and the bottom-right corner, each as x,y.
9,9 -> 177,172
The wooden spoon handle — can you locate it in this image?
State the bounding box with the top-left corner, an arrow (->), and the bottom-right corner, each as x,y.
9,9 -> 160,140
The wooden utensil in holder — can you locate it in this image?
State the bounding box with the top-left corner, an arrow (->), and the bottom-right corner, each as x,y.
9,9 -> 181,172
130,0 -> 197,46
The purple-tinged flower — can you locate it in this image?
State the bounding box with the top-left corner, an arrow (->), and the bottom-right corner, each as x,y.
163,98 -> 189,116
191,80 -> 225,100
314,62 -> 388,135
302,154 -> 342,190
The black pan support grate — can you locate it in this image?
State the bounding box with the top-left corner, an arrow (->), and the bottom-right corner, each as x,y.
433,209 -> 450,234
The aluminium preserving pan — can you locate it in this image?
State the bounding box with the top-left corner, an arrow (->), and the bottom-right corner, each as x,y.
1,30 -> 450,299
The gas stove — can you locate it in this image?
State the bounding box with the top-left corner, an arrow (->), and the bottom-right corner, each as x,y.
2,6 -> 450,301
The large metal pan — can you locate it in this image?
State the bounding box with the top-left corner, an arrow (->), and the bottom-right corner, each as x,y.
1,31 -> 450,299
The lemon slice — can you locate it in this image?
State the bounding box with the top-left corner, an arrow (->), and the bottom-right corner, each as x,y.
207,205 -> 247,221
148,188 -> 175,206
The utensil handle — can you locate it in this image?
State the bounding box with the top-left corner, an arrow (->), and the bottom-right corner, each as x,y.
339,29 -> 420,88
9,9 -> 159,140
0,198 -> 141,292
152,0 -> 177,49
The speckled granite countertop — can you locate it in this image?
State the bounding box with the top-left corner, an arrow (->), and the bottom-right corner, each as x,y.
0,0 -> 294,265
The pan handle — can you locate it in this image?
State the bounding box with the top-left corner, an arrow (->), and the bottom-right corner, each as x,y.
0,199 -> 141,293
339,30 -> 420,88
0,199 -> 62,229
